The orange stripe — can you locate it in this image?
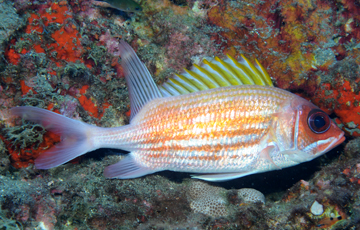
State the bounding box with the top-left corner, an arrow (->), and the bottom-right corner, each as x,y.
97,85 -> 296,171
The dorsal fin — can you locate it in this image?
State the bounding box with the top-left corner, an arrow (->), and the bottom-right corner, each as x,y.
160,54 -> 273,97
119,41 -> 162,121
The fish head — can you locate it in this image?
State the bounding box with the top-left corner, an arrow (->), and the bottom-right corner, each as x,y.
128,3 -> 142,12
285,97 -> 345,162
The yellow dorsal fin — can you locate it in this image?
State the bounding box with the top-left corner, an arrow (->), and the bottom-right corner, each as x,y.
174,73 -> 199,93
255,58 -> 273,86
239,54 -> 267,85
160,54 -> 274,96
192,64 -> 221,87
226,54 -> 256,85
182,69 -> 210,90
202,59 -> 232,87
214,56 -> 243,85
167,78 -> 191,94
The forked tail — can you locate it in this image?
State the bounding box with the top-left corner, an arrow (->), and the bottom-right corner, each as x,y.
11,106 -> 99,169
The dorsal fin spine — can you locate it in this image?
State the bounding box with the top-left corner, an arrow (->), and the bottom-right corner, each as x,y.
159,86 -> 173,97
239,54 -> 267,85
183,69 -> 211,90
168,78 -> 191,94
185,68 -> 218,89
255,58 -> 273,86
174,73 -> 199,92
160,53 -> 274,97
225,54 -> 257,85
193,64 -> 220,88
202,60 -> 232,87
214,57 -> 243,85
162,82 -> 181,96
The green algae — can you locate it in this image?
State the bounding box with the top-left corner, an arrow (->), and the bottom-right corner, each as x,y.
4,122 -> 45,150
0,209 -> 22,230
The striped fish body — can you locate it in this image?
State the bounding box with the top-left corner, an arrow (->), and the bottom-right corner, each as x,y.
11,41 -> 345,182
97,85 -> 295,175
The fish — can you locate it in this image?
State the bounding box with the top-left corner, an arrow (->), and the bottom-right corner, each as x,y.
11,41 -> 345,182
93,0 -> 142,13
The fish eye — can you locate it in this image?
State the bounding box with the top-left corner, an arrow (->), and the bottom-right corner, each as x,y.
135,7 -> 141,11
307,109 -> 331,134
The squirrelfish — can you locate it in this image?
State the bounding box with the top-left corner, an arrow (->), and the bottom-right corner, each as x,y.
11,41 -> 345,182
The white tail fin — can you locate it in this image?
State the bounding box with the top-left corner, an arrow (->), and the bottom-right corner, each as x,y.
11,106 -> 99,169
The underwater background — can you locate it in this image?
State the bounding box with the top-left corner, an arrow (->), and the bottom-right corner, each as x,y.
0,0 -> 360,229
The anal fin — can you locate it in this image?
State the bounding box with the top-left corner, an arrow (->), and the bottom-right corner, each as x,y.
104,154 -> 157,179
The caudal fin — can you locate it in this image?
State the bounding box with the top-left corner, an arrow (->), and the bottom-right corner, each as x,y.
11,106 -> 99,169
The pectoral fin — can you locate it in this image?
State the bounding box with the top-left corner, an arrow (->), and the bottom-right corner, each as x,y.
258,126 -> 282,169
259,145 -> 282,169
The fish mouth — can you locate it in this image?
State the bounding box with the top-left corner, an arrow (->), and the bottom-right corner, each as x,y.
334,132 -> 346,147
324,132 -> 345,153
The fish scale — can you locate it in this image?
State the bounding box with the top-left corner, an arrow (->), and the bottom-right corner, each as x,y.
93,85 -> 294,173
11,41 -> 345,182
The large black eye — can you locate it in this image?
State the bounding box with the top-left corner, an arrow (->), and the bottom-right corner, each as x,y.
307,109 -> 331,134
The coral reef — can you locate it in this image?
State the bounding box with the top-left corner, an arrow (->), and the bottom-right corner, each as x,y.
186,181 -> 266,218
0,0 -> 25,61
1,120 -> 60,169
237,188 -> 266,204
0,0 -> 360,228
187,180 -> 228,217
